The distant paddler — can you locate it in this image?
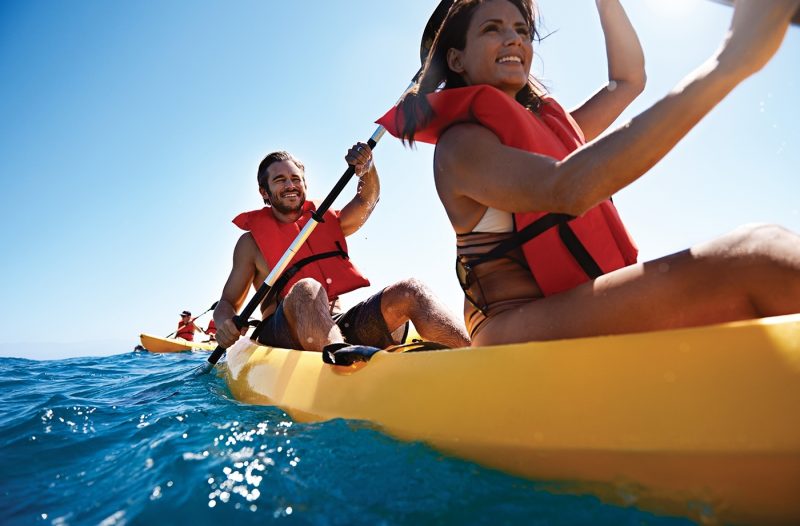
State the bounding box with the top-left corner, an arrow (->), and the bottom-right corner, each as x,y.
174,310 -> 200,341
166,301 -> 218,341
202,318 -> 217,342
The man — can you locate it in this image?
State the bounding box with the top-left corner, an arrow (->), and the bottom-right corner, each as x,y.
175,310 -> 199,341
214,143 -> 469,355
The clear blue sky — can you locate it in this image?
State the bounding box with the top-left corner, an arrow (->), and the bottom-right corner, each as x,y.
1,0 -> 798,359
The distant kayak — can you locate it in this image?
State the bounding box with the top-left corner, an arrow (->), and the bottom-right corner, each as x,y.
139,333 -> 216,353
223,314 -> 800,525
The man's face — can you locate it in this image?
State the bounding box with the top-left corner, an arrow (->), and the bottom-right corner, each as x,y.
262,160 -> 307,215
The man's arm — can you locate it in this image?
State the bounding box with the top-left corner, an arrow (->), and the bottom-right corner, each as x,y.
214,233 -> 260,348
339,142 -> 380,236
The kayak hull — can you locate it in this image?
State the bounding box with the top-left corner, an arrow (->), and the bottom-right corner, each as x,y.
139,333 -> 216,353
223,314 -> 800,524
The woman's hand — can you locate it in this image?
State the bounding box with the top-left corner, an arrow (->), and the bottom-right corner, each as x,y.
717,0 -> 799,78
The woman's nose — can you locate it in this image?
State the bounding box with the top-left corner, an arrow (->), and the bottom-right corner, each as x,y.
502,27 -> 522,45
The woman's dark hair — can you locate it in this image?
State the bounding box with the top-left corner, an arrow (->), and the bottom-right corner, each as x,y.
400,0 -> 544,144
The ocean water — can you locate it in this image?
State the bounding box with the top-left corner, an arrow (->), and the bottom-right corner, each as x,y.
0,349 -> 695,526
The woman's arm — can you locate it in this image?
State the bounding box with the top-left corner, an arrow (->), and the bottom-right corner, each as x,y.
569,0 -> 646,142
436,0 -> 798,217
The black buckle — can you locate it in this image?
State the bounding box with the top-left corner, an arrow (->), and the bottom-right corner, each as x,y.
455,257 -> 489,315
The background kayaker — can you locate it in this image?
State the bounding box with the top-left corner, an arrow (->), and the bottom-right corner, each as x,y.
202,318 -> 217,342
175,310 -> 200,341
213,144 -> 470,352
378,0 -> 800,346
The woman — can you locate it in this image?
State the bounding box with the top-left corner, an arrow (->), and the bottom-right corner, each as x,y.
378,0 -> 800,346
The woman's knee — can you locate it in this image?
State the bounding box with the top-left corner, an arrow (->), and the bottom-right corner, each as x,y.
718,223 -> 799,261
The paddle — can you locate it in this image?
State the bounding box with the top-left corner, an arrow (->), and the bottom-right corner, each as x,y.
167,301 -> 220,338
203,0 -> 455,371
706,0 -> 800,25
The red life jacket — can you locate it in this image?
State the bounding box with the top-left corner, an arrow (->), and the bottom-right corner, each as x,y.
176,322 -> 195,341
206,319 -> 217,335
233,201 -> 370,301
377,85 -> 638,296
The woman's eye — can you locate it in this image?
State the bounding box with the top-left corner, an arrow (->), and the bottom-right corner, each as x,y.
482,24 -> 498,33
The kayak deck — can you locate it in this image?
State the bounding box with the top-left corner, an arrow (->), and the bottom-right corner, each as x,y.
139,333 -> 216,353
223,314 -> 800,524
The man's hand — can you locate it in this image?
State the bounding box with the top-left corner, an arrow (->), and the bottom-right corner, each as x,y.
345,142 -> 374,177
216,318 -> 247,348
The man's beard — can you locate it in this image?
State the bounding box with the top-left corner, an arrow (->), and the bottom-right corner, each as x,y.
267,189 -> 305,215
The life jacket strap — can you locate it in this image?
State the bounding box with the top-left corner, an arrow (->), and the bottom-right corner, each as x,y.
269,246 -> 349,302
557,223 -> 603,279
465,213 -> 573,268
460,212 -> 603,280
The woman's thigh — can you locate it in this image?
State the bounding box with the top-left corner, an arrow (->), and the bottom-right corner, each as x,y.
473,225 -> 800,346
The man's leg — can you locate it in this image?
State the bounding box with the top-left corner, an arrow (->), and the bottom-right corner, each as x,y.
380,278 -> 470,348
281,278 -> 344,351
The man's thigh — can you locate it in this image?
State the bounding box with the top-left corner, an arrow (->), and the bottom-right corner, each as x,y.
256,303 -> 301,349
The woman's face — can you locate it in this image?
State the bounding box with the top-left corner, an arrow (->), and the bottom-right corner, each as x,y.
447,0 -> 533,97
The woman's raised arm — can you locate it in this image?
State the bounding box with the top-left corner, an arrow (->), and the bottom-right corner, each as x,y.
437,0 -> 798,218
570,0 -> 646,142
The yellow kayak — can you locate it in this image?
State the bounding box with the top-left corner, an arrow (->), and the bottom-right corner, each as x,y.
223,314 -> 800,525
139,333 -> 216,353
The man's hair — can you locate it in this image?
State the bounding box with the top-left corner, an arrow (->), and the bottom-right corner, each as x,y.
257,151 -> 305,189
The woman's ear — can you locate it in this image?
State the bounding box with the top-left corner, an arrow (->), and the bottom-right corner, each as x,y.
447,48 -> 465,74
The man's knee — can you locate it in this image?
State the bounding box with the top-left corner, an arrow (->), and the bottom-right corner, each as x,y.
283,278 -> 328,311
390,277 -> 431,298
383,278 -> 432,313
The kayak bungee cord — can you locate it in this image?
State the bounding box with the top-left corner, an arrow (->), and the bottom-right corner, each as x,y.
203,0 -> 456,372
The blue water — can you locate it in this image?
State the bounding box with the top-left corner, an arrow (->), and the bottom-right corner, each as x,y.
0,350 -> 696,525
